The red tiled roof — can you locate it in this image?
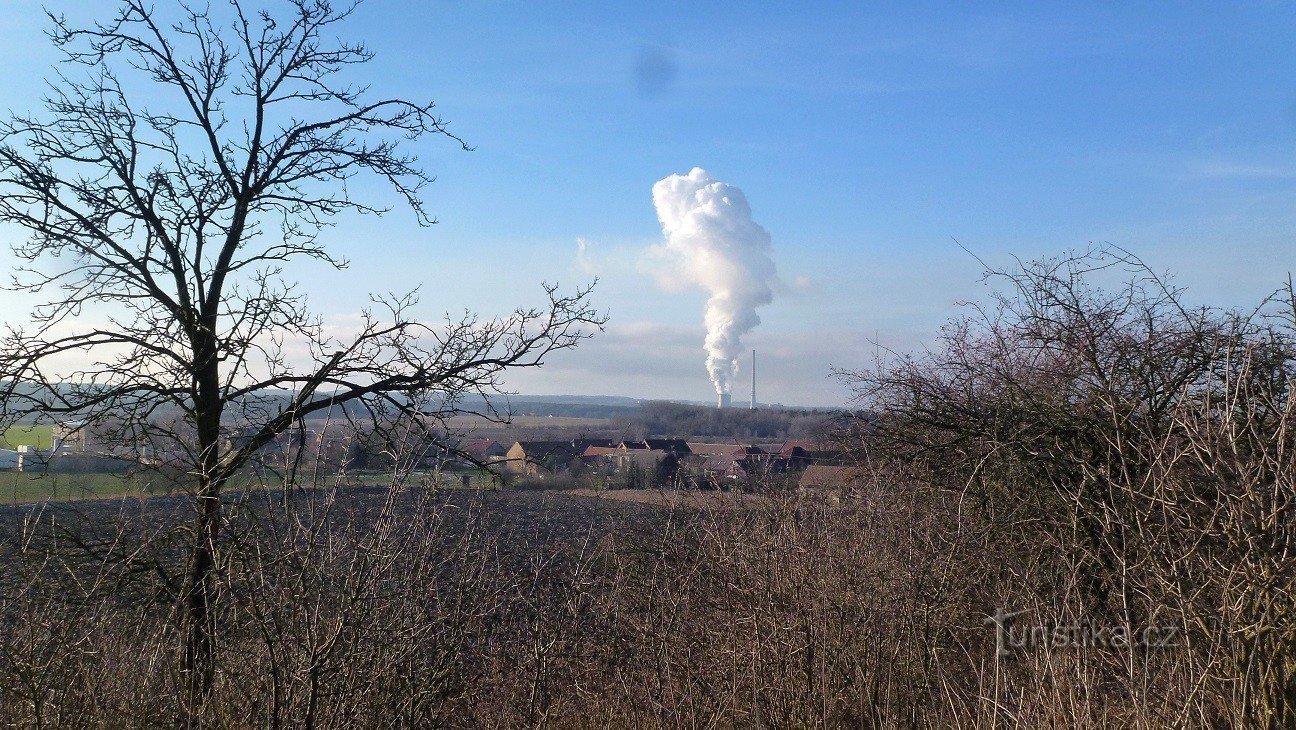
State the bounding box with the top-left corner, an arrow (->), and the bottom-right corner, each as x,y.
686,442 -> 741,456
778,440 -> 817,457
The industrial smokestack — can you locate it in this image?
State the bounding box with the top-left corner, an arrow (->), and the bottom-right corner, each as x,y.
718,391 -> 731,409
750,349 -> 756,409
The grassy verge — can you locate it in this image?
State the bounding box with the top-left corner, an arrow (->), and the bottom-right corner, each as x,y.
0,425 -> 55,450
0,471 -> 173,504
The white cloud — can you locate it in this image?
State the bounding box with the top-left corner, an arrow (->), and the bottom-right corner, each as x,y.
575,237 -> 597,274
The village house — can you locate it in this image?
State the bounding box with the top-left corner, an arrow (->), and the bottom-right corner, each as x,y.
53,422 -> 88,453
504,439 -> 612,477
700,454 -> 751,481
459,438 -> 507,462
620,438 -> 691,455
580,443 -> 679,487
685,441 -> 746,457
617,449 -> 679,487
580,444 -> 619,463
776,440 -> 815,469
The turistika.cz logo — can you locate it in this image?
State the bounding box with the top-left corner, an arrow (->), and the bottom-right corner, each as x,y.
984,608 -> 1180,658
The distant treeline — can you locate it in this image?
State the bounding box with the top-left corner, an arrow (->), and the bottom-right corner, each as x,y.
3,385 -> 841,432
499,402 -> 640,419
612,401 -> 841,440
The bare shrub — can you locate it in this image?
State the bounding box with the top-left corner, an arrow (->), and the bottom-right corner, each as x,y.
838,246 -> 1296,728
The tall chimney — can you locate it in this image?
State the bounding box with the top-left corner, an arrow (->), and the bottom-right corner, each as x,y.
718,391 -> 731,409
750,349 -> 756,409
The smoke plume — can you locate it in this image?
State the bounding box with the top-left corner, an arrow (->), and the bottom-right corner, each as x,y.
651,168 -> 779,396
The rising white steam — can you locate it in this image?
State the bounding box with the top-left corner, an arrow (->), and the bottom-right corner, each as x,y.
651,168 -> 778,396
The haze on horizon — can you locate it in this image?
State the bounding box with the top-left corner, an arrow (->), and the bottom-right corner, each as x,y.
0,1 -> 1294,408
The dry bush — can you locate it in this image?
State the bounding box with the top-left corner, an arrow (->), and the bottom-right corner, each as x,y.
0,472 -> 1223,728
0,459 -> 1238,728
0,478 -> 977,728
838,246 -> 1296,728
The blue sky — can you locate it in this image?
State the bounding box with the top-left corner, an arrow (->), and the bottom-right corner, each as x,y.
2,1 -> 1296,406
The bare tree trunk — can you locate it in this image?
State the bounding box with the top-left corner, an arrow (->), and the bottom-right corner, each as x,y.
182,491 -> 220,703
182,358 -> 225,704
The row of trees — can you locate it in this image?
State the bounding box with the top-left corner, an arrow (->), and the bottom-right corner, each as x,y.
612,400 -> 837,440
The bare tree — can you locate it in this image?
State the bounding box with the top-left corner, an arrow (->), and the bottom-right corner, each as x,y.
0,0 -> 602,702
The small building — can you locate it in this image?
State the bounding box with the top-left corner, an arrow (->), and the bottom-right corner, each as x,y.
616,449 -> 679,487
686,442 -> 747,457
572,438 -> 616,455
702,454 -> 750,481
580,445 -> 619,463
776,440 -> 814,469
504,440 -> 584,477
578,445 -> 679,487
621,438 -> 691,455
52,422 -> 89,453
460,438 -> 507,462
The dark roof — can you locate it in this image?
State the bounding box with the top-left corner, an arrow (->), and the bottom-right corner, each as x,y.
461,438 -> 504,455
778,440 -> 819,457
702,454 -> 737,469
686,442 -> 748,456
643,438 -> 691,453
514,441 -> 582,461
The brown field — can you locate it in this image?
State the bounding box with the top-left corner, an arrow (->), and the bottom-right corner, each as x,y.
563,486 -> 767,509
